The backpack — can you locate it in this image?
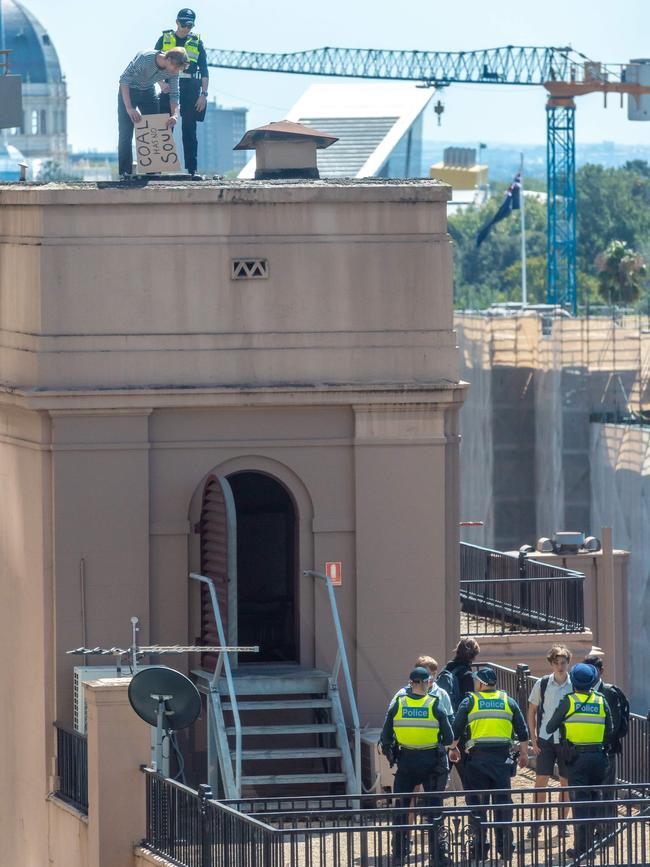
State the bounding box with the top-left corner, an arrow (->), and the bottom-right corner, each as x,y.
436,664 -> 462,711
600,682 -> 630,747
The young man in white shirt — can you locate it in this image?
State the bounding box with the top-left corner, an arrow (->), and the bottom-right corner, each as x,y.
526,644 -> 573,836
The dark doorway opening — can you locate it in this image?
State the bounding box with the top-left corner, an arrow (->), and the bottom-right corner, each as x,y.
228,472 -> 298,663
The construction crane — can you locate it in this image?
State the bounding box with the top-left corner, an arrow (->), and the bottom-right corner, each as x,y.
205,45 -> 650,314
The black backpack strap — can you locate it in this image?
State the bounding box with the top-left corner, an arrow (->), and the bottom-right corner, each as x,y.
536,674 -> 551,733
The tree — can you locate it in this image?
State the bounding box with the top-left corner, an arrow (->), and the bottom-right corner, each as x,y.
595,240 -> 648,306
449,161 -> 650,311
37,160 -> 77,182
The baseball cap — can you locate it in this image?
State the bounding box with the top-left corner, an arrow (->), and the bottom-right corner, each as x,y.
472,667 -> 497,686
570,663 -> 599,690
409,666 -> 432,683
177,8 -> 196,24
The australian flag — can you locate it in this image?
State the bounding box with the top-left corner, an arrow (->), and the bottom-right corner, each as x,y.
476,172 -> 521,247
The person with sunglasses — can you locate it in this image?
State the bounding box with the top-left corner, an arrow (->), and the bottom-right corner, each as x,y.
155,8 -> 209,178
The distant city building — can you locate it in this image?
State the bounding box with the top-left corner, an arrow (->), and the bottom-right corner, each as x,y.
239,82 -> 433,179
430,146 -> 489,212
1,0 -> 67,163
202,102 -> 248,175
175,100 -> 248,176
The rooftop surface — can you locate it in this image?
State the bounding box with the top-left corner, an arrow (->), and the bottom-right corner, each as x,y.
0,176 -> 451,204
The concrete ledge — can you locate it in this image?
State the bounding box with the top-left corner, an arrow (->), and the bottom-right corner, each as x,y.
134,847 -> 177,866
0,177 -> 452,207
48,792 -> 89,824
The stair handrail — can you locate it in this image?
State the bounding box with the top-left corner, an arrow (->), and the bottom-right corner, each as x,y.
190,572 -> 244,797
303,569 -> 361,794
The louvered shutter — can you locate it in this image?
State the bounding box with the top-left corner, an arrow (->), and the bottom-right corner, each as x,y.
199,474 -> 237,670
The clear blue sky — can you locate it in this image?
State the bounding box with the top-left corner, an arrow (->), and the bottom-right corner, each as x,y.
18,0 -> 650,152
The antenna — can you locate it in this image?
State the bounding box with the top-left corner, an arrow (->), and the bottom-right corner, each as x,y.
128,666 -> 201,773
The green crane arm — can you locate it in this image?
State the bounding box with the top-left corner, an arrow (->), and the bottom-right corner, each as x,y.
205,44 -> 590,86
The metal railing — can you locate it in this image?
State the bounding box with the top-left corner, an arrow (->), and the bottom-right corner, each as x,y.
144,769 -> 278,867
53,722 -> 88,814
143,769 -> 650,867
190,572 -> 248,800
304,569 -> 361,795
460,542 -> 585,635
617,711 -> 650,787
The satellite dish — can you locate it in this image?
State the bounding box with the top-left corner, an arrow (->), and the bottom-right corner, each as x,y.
128,665 -> 201,732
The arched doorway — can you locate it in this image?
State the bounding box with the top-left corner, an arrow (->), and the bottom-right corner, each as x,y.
228,471 -> 298,663
198,470 -> 299,665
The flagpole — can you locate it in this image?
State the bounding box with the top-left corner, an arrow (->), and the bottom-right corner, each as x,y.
520,152 -> 527,307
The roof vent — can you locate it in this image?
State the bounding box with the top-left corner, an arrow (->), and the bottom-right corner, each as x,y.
234,120 -> 338,180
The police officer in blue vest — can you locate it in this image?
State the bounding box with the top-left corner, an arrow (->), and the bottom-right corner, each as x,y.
155,9 -> 209,177
381,666 -> 454,866
546,662 -> 613,860
451,667 -> 529,862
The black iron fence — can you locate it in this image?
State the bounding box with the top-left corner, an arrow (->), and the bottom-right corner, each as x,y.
54,722 -> 88,813
144,769 -> 277,867
612,711 -> 650,788
460,542 -> 585,635
143,770 -> 650,867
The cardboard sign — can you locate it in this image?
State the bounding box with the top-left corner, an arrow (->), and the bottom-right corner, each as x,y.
134,113 -> 179,174
325,562 -> 342,587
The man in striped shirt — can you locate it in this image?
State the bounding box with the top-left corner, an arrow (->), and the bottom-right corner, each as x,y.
118,48 -> 188,177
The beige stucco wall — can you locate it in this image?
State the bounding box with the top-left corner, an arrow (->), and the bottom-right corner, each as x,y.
0,178 -> 465,859
0,406 -> 52,867
47,797 -> 89,867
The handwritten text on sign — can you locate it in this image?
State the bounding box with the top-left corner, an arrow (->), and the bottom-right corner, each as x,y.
134,113 -> 179,174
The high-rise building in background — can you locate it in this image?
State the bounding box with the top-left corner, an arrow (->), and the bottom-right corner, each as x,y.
176,100 -> 249,176
1,0 -> 67,164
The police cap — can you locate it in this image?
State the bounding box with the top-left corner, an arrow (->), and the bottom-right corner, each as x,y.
472,667 -> 497,686
177,8 -> 196,24
570,663 -> 599,690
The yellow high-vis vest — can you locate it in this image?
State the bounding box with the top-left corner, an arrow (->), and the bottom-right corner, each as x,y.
161,30 -> 201,64
467,690 -> 514,747
393,694 -> 441,749
562,691 -> 606,745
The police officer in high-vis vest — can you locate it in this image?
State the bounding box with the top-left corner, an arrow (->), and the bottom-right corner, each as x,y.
155,9 -> 209,176
381,666 -> 454,866
546,663 -> 613,860
451,668 -> 529,862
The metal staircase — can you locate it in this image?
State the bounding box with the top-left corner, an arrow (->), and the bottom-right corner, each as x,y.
190,571 -> 360,799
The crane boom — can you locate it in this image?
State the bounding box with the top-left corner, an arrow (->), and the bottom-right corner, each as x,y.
206,43 -> 648,313
205,44 -> 589,86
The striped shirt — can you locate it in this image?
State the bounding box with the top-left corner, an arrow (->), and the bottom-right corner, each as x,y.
119,51 -> 179,102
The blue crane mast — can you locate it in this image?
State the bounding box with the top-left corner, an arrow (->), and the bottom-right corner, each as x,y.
205,45 -> 648,314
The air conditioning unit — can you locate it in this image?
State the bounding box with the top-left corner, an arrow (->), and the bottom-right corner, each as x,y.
73,665 -> 129,734
73,665 -> 170,776
361,728 -> 394,793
